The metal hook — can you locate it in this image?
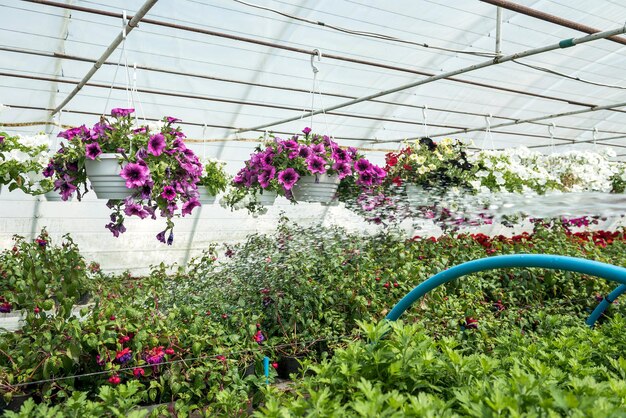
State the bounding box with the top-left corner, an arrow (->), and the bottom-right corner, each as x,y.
421,105 -> 428,121
310,49 -> 321,74
548,122 -> 556,138
593,127 -> 598,145
485,113 -> 492,130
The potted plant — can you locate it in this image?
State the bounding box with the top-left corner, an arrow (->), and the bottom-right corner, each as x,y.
0,132 -> 49,196
44,108 -> 203,243
197,158 -> 229,204
227,128 -> 385,212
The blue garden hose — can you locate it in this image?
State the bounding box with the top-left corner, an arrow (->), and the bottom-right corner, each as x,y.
385,254 -> 626,327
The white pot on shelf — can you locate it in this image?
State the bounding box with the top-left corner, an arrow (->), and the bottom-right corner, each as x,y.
197,186 -> 216,205
291,174 -> 340,203
84,153 -> 133,200
44,191 -> 67,202
255,190 -> 277,206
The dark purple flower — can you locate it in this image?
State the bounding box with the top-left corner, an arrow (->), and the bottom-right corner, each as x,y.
167,231 -> 174,246
302,127 -> 312,135
140,180 -> 153,200
156,230 -> 166,243
172,139 -> 186,151
105,222 -> 127,237
120,163 -> 150,188
148,133 -> 166,156
0,302 -> 10,313
136,148 -> 148,160
333,162 -> 352,179
277,168 -> 299,191
111,108 -> 135,118
182,198 -> 200,216
259,166 -> 276,189
306,155 -> 327,174
43,162 -> 55,178
133,127 -> 147,134
166,116 -> 181,124
85,142 -> 102,160
91,122 -> 110,139
355,158 -> 371,173
358,171 -> 373,186
283,140 -> 298,150
54,174 -> 77,201
332,148 -> 349,163
161,186 -> 176,201
58,126 -> 88,141
0,136 -> 4,144
115,347 -> 132,364
35,238 -> 47,248
298,146 -> 312,159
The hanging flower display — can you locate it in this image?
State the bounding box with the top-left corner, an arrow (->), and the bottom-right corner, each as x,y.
224,128 -> 386,213
44,109 -> 203,243
197,158 -> 229,203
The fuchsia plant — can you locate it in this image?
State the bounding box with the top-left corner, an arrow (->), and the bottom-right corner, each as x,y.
44,109 -> 203,243
228,128 -> 386,207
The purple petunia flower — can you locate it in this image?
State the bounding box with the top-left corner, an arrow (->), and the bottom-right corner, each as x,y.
167,231 -> 174,246
133,127 -> 147,134
166,116 -> 181,124
148,133 -> 166,156
58,126 -> 88,141
0,135 -> 4,144
120,163 -> 150,188
302,127 -> 312,135
111,108 -> 135,118
258,166 -> 276,189
311,143 -> 325,154
282,139 -> 298,151
298,146 -> 312,159
307,155 -> 327,174
124,200 -> 150,219
355,158 -> 371,173
85,142 -> 102,160
54,174 -> 77,201
156,230 -> 166,243
277,168 -> 299,190
357,171 -> 373,186
161,185 -> 177,201
43,162 -> 55,178
332,148 -> 349,163
105,222 -> 127,237
333,162 -> 352,179
182,198 -> 200,216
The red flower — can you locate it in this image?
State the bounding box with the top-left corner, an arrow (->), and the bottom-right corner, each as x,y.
119,335 -> 131,344
133,367 -> 145,377
108,375 -> 121,385
402,164 -> 412,171
110,315 -> 116,321
271,362 -> 278,369
464,317 -> 479,329
165,348 -> 175,355
392,176 -> 402,186
383,282 -> 390,289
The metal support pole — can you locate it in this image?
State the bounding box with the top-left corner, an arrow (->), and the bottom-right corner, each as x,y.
495,7 -> 503,56
236,24 -> 626,134
50,0 -> 159,115
480,0 -> 626,47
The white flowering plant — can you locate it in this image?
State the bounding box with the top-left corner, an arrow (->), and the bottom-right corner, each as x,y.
0,131 -> 50,194
198,158 -> 229,196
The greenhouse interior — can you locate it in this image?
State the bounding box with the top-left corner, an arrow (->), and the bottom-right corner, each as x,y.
3,0 -> 626,416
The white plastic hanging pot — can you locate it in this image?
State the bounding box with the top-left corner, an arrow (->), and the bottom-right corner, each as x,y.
291,174 -> 340,203
256,190 -> 277,206
44,191 -> 67,202
85,153 -> 133,200
197,186 -> 216,205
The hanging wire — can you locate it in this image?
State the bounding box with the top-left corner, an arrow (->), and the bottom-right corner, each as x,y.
422,105 -> 429,138
230,0 -> 497,57
480,114 -> 494,150
593,126 -> 599,147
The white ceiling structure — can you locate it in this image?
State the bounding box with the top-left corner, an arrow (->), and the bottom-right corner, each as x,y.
2,0 -> 626,272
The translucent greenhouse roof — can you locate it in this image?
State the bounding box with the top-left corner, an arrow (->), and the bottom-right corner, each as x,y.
2,0 -> 626,272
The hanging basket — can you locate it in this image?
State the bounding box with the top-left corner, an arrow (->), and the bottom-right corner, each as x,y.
256,190 -> 277,206
197,186 -> 216,205
85,153 -> 133,200
291,174 -> 340,203
44,191 -> 67,202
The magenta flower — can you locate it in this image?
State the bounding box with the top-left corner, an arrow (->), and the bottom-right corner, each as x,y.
43,162 -> 55,178
166,116 -> 181,124
148,133 -> 166,156
133,127 -> 147,134
311,143 -> 325,154
156,230 -> 166,243
357,171 -> 373,186
332,148 -> 349,163
120,162 -> 150,188
124,201 -> 150,219
115,347 -> 132,364
355,158 -> 371,173
333,162 -> 352,179
111,108 -> 135,117
85,142 -> 102,160
182,198 -> 200,216
161,185 -> 176,201
105,222 -> 127,237
58,126 -> 88,141
277,168 -> 299,190
282,140 -> 298,150
306,155 -> 327,174
0,302 -> 11,313
259,166 -> 276,189
298,146 -> 312,159
302,127 -> 312,135
0,135 -> 4,144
